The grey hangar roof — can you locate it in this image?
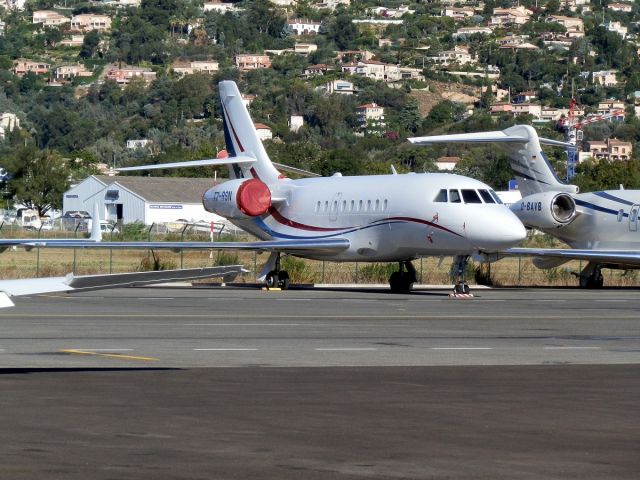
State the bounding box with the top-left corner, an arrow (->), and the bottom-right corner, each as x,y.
95,175 -> 217,203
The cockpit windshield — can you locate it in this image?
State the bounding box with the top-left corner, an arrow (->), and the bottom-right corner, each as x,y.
433,188 -> 504,205
461,189 -> 482,203
478,189 -> 495,204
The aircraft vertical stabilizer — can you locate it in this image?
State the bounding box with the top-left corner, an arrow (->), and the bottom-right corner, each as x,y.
497,125 -> 577,197
409,125 -> 578,197
219,81 -> 281,183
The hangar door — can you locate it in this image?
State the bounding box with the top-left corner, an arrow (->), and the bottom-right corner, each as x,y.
106,203 -> 123,222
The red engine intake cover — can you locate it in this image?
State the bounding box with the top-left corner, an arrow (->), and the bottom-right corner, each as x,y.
236,179 -> 271,216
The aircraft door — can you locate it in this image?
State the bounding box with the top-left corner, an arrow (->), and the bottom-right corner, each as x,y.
630,205 -> 639,232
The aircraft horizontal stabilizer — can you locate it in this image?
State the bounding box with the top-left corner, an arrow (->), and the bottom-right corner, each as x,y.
116,156 -> 256,172
407,129 -> 576,149
409,130 -> 528,145
409,131 -> 574,149
272,162 -> 321,178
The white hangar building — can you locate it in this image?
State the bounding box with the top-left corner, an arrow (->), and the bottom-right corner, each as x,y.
63,175 -> 225,225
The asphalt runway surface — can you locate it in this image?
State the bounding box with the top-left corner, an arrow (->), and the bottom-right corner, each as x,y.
1,285 -> 639,478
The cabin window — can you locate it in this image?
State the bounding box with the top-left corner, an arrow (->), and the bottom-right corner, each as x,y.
315,201 -> 321,213
341,200 -> 347,212
449,189 -> 462,203
383,199 -> 388,211
461,189 -> 482,204
324,201 -> 329,213
332,200 -> 338,212
358,200 -> 363,212
434,189 -> 448,203
375,199 -> 380,211
350,200 -> 355,211
617,209 -> 624,222
478,189 -> 495,204
367,200 -> 372,211
490,190 -> 503,204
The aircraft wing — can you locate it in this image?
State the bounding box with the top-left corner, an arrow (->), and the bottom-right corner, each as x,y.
500,248 -> 640,267
0,265 -> 246,308
0,238 -> 351,255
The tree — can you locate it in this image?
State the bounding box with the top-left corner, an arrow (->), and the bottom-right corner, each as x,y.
396,98 -> 421,134
5,147 -> 72,216
246,0 -> 285,37
422,101 -> 465,132
79,30 -> 100,59
574,159 -> 640,192
43,27 -> 63,47
391,146 -> 437,172
327,13 -> 358,50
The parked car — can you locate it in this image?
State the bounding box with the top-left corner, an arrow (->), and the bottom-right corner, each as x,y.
99,221 -> 119,234
40,218 -> 54,231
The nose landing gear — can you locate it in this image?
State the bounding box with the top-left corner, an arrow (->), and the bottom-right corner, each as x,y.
450,255 -> 472,297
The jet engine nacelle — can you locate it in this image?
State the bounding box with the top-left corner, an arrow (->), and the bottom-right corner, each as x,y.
202,178 -> 271,219
510,192 -> 577,229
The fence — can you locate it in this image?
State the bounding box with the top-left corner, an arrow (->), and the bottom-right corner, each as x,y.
0,241 -> 637,287
0,219 -> 638,286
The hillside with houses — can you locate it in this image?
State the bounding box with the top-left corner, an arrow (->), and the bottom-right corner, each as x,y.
1,0 -> 640,212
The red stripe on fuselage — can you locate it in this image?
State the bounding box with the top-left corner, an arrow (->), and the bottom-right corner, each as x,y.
264,209 -> 463,237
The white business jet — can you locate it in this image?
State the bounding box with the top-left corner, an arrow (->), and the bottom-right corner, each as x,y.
0,81 -> 525,300
409,125 -> 640,287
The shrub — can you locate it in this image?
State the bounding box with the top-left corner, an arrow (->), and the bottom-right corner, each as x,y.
215,251 -> 240,266
138,252 -> 177,271
357,263 -> 395,283
281,256 -> 316,284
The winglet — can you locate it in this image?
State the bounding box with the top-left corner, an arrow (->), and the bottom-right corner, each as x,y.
90,203 -> 102,242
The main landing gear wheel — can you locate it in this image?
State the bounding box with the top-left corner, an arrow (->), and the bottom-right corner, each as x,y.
579,263 -> 604,289
264,253 -> 291,290
389,260 -> 418,293
579,272 -> 604,289
278,271 -> 290,290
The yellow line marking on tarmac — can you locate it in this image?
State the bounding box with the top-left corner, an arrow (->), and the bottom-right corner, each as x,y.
60,349 -> 159,361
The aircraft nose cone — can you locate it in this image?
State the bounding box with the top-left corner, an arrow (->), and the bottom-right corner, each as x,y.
468,210 -> 526,250
501,216 -> 527,247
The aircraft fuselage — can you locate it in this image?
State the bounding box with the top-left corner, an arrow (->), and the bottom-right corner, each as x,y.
228,172 -> 525,262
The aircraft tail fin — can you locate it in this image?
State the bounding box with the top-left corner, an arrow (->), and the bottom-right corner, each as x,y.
219,81 -> 281,183
409,125 -> 578,197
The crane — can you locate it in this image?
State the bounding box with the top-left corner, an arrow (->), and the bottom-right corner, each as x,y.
558,98 -> 625,181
